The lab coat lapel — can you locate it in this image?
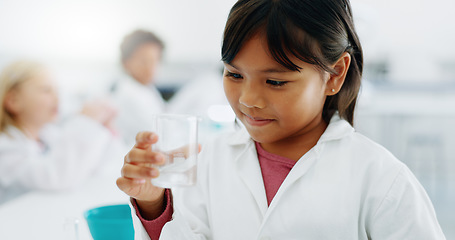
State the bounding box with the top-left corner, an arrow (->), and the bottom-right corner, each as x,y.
235,141 -> 268,217
267,147 -> 320,211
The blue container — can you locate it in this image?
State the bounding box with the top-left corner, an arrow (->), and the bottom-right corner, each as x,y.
84,204 -> 134,240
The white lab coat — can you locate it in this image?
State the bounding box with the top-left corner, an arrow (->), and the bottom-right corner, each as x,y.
131,116 -> 446,239
112,75 -> 165,146
0,116 -> 122,204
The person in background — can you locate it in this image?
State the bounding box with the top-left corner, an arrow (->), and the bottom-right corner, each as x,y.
111,29 -> 166,146
117,0 -> 445,239
113,29 -> 234,146
0,60 -> 119,204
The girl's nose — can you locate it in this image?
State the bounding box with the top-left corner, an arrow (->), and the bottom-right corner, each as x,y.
239,82 -> 265,109
239,100 -> 255,108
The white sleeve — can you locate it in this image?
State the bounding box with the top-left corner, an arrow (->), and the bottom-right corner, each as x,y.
0,116 -> 113,190
158,188 -> 210,240
129,202 -> 206,240
129,200 -> 152,240
158,145 -> 214,240
368,166 -> 446,240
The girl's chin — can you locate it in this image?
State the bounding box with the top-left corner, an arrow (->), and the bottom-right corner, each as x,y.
244,129 -> 274,144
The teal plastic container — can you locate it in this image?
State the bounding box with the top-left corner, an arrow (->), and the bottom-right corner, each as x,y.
84,204 -> 134,240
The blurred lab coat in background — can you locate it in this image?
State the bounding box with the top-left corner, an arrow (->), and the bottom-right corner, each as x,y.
0,116 -> 125,204
111,74 -> 165,147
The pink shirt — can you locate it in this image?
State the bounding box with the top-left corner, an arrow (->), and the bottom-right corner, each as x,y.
255,142 -> 296,205
133,141 -> 296,239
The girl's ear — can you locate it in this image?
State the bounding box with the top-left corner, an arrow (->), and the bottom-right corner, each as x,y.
326,52 -> 351,95
4,90 -> 21,115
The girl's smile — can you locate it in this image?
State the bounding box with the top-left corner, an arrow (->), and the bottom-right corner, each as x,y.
242,112 -> 275,127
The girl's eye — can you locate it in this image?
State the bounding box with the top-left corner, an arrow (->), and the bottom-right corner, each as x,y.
266,80 -> 288,87
225,71 -> 243,79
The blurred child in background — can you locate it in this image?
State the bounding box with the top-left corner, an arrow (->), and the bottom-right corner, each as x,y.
111,29 -> 166,146
0,60 -> 121,204
112,29 -> 234,146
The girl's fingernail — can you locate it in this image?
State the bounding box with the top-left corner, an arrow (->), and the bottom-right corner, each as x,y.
151,169 -> 160,177
156,154 -> 164,163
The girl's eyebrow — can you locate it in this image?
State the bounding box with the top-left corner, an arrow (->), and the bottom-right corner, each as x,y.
261,67 -> 293,73
226,63 -> 294,73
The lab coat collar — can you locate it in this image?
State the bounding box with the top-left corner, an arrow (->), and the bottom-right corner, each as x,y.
3,125 -> 50,154
122,74 -> 160,92
226,113 -> 354,146
234,140 -> 269,216
4,125 -> 27,140
226,126 -> 251,146
318,114 -> 354,143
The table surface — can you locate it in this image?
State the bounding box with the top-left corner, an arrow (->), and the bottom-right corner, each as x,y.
0,167 -> 129,240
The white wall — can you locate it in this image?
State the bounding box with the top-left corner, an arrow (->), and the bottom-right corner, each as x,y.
0,0 -> 237,97
352,0 -> 455,82
1,0 -> 454,85
0,0 -> 237,63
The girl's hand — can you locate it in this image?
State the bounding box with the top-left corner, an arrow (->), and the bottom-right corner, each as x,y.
116,132 -> 167,218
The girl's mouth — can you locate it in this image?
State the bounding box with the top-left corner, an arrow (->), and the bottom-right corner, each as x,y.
243,113 -> 274,127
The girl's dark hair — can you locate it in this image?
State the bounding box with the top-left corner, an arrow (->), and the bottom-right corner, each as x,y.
222,0 -> 363,125
120,29 -> 165,62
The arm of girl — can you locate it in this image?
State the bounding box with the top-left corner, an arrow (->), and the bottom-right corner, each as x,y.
116,131 -> 167,219
117,131 -> 210,240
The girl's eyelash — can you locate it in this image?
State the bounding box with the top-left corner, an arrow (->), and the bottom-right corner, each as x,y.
225,71 -> 288,87
266,79 -> 288,87
225,71 -> 243,79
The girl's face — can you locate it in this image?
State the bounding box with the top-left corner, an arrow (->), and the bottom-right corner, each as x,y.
6,71 -> 59,128
223,34 -> 331,146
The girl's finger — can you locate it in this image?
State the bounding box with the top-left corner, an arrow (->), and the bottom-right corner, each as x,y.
121,163 -> 160,179
134,131 -> 158,149
117,176 -> 146,186
124,148 -> 165,165
116,177 -> 146,196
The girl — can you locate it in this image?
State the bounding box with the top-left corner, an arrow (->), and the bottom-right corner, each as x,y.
117,0 -> 446,239
0,60 -> 120,204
